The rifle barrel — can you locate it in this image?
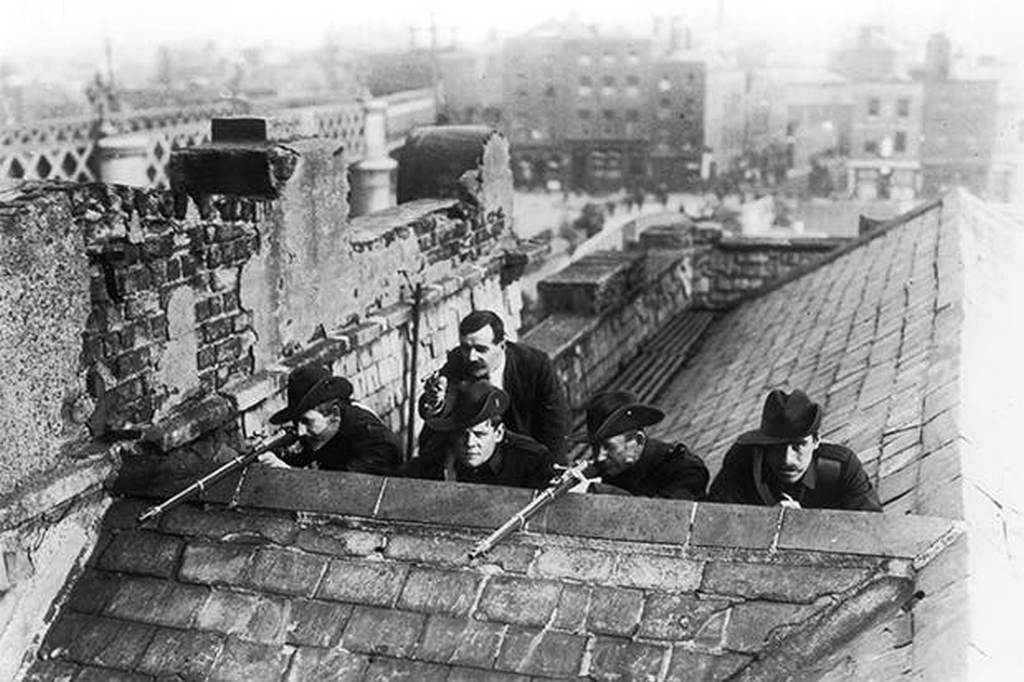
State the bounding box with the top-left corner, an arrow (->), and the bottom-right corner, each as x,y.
468,463 -> 591,558
137,430 -> 297,524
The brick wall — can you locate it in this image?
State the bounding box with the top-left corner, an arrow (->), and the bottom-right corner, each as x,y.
692,226 -> 848,309
0,125 -> 521,675
524,250 -> 691,412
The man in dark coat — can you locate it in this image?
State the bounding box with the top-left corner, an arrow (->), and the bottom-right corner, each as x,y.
420,310 -> 570,462
405,380 -> 555,489
708,389 -> 881,512
259,364 -> 401,476
578,391 -> 709,500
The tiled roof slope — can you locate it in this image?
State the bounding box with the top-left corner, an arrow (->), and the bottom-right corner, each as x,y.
658,196 -> 965,516
25,470 -> 958,681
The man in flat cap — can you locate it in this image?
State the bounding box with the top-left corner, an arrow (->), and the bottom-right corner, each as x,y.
259,364 -> 401,475
708,388 -> 881,511
405,379 -> 555,489
420,310 -> 570,463
579,391 -> 708,500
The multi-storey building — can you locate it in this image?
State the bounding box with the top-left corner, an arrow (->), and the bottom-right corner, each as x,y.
846,79 -> 923,200
990,73 -> 1024,203
501,20 -> 710,192
561,33 -> 653,191
647,54 -> 705,188
748,68 -> 851,176
831,27 -> 922,200
917,35 -> 997,198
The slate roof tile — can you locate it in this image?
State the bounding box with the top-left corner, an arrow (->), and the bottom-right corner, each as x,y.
285,647 -> 368,682
656,197 -> 980,517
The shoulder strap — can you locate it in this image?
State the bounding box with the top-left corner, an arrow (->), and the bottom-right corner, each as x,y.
751,449 -> 781,506
815,456 -> 842,489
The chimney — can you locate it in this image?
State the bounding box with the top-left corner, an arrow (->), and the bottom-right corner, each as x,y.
669,17 -> 682,53
925,33 -> 951,81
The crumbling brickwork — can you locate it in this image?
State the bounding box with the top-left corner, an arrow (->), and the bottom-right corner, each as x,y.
691,227 -> 847,309
74,183 -> 263,430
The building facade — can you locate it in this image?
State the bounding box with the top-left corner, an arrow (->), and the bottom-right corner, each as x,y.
502,21 -> 714,192
920,79 -> 997,197
647,56 -> 706,189
846,80 -> 923,200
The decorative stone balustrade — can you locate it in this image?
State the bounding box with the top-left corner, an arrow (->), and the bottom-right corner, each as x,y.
0,89 -> 436,189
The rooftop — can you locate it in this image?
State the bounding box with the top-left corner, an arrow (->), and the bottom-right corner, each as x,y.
657,191 -> 1024,520
22,190 -> 1024,680
28,469 -> 957,681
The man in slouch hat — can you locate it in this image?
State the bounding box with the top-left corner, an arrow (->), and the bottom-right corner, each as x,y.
259,364 -> 401,475
708,388 -> 881,511
405,379 -> 555,489
577,391 -> 708,500
420,310 -> 570,463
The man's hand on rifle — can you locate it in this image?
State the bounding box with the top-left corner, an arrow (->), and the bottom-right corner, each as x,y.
257,452 -> 290,468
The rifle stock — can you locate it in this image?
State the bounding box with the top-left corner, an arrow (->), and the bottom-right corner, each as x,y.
137,430 -> 298,524
468,459 -> 596,559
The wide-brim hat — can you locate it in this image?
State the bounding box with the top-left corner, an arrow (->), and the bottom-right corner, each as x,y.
269,364 -> 353,425
736,388 -> 822,445
573,391 -> 664,444
426,380 -> 509,432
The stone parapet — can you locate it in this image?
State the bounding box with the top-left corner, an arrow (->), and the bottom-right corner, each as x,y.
525,251 -> 691,411
536,250 -> 647,317
692,231 -> 848,309
36,466 -> 962,682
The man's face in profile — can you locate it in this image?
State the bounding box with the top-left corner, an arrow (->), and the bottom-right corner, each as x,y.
594,430 -> 644,477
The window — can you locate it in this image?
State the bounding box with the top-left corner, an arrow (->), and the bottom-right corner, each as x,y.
544,83 -> 555,98
603,76 -> 615,87
579,109 -> 592,120
626,75 -> 640,87
868,98 -> 880,116
602,51 -> 615,65
897,98 -> 910,117
625,109 -> 639,122
603,109 -> 616,121
579,55 -> 592,67
627,50 -> 639,65
894,131 -> 907,152
602,77 -> 616,97
658,77 -> 672,92
864,140 -> 879,154
578,76 -> 592,97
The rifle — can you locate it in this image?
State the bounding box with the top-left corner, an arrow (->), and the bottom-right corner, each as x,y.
468,458 -> 597,559
137,429 -> 299,524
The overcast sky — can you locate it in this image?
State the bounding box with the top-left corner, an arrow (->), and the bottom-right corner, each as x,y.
2,0 -> 1021,67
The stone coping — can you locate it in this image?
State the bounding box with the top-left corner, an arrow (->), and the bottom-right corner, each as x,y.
716,235 -> 848,251
128,467 -> 962,564
524,250 -> 689,359
0,450 -> 119,531
347,198 -> 458,246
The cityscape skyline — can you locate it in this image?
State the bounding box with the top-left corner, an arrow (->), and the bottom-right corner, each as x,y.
2,0 -> 1022,71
